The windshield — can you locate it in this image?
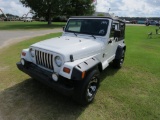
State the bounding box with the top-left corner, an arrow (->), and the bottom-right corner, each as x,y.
65,19 -> 109,36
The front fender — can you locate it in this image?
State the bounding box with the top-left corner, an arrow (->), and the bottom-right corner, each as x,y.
21,49 -> 32,62
59,56 -> 100,80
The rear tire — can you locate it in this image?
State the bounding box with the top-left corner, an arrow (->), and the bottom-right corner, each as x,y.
113,50 -> 125,68
73,69 -> 100,105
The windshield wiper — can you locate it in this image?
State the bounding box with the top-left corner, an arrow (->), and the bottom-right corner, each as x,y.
91,35 -> 96,39
74,33 -> 77,37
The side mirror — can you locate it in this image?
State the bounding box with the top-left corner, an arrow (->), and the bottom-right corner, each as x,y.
114,30 -> 121,38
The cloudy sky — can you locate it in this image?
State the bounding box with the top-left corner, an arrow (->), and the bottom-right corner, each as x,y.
0,0 -> 160,17
0,0 -> 31,17
96,0 -> 160,17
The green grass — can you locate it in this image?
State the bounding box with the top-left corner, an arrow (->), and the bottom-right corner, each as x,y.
0,26 -> 160,120
0,21 -> 66,30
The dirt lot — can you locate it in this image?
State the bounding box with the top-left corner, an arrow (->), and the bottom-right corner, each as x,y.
0,28 -> 62,49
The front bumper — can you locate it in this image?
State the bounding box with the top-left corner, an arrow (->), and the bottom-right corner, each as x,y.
16,62 -> 74,96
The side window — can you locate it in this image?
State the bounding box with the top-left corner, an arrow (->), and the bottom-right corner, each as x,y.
110,22 -> 125,40
110,23 -> 119,38
119,22 -> 125,39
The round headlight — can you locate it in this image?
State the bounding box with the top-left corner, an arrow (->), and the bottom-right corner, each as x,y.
30,48 -> 35,57
55,56 -> 62,67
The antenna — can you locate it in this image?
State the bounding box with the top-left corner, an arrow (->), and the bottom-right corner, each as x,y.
108,8 -> 111,13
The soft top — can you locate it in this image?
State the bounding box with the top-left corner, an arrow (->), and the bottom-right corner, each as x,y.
70,16 -> 125,23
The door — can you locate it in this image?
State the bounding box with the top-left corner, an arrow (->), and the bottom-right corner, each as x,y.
104,22 -> 119,62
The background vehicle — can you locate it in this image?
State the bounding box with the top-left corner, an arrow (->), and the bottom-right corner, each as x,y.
145,20 -> 159,26
130,20 -> 137,24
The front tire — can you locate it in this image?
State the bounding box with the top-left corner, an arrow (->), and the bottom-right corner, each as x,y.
74,69 -> 100,105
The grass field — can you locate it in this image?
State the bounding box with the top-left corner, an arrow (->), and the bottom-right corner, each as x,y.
0,21 -> 66,30
0,26 -> 160,120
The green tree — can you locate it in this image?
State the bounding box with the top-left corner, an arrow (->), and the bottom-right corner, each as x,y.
63,0 -> 95,16
97,13 -> 105,16
20,0 -> 95,25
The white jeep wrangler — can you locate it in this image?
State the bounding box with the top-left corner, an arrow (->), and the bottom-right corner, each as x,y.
17,16 -> 126,105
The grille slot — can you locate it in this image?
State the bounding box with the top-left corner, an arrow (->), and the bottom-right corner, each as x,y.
35,50 -> 54,70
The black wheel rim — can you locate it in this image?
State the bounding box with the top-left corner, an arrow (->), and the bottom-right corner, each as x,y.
86,76 -> 98,102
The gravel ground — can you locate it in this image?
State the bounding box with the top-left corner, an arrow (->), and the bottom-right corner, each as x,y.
0,28 -> 62,49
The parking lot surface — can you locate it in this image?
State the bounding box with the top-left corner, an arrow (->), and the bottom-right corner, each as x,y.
0,28 -> 62,48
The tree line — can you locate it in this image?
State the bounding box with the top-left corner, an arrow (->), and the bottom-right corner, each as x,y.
20,0 -> 95,25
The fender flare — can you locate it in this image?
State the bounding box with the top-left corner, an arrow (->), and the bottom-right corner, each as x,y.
115,45 -> 126,59
71,57 -> 100,80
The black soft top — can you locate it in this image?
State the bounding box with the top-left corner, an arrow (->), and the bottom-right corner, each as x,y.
70,16 -> 125,23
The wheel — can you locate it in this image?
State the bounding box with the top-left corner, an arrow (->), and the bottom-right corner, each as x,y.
73,69 -> 100,105
113,49 -> 125,68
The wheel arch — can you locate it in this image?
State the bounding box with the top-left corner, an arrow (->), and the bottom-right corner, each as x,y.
71,57 -> 101,80
98,62 -> 103,72
115,45 -> 126,59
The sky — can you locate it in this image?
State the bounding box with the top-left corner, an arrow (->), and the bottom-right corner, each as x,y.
96,0 -> 160,17
0,0 -> 160,17
0,0 -> 31,17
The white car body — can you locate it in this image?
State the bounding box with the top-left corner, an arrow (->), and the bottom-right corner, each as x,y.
17,16 -> 126,104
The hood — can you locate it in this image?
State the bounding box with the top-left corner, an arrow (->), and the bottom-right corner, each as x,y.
31,36 -> 103,61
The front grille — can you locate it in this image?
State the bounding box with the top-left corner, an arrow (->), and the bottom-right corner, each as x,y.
35,50 -> 54,70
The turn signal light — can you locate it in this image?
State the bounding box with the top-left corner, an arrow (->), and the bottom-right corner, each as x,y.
63,67 -> 70,74
82,71 -> 86,79
22,52 -> 26,56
